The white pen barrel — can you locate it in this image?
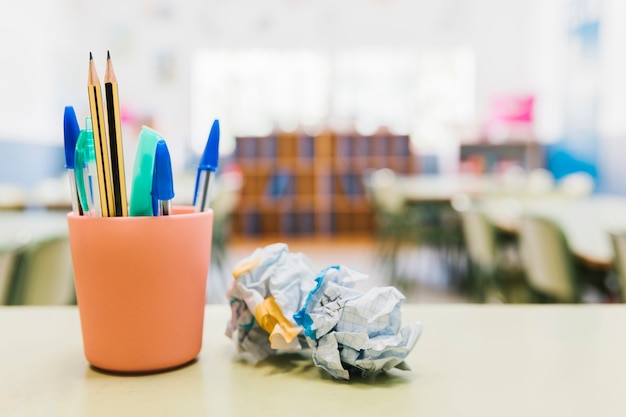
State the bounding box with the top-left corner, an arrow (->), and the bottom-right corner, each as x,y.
87,161 -> 102,217
67,169 -> 80,214
159,199 -> 172,216
194,170 -> 213,212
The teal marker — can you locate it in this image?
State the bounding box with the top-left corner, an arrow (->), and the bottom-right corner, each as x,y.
74,117 -> 101,216
129,126 -> 161,216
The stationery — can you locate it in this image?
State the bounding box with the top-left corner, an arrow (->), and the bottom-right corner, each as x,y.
193,119 -> 220,212
151,140 -> 175,216
104,51 -> 129,217
87,52 -> 115,217
63,106 -> 83,215
74,117 -> 101,216
129,126 -> 160,216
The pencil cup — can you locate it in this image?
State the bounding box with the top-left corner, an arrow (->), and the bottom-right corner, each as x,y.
67,206 -> 213,373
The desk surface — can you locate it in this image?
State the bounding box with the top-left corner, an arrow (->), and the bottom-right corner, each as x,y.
0,210 -> 68,251
2,305 -> 626,417
397,174 -> 502,202
481,194 -> 626,267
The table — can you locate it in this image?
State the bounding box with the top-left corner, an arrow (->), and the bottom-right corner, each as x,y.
0,210 -> 68,251
397,174 -> 503,203
480,194 -> 626,268
2,305 -> 626,417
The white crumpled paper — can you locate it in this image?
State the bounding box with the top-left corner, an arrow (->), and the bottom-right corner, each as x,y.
225,243 -> 317,361
225,243 -> 422,380
293,265 -> 422,380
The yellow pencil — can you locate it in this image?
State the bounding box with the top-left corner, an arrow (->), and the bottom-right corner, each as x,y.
88,52 -> 115,217
104,51 -> 129,216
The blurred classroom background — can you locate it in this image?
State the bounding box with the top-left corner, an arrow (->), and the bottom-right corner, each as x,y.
3,0 -> 626,305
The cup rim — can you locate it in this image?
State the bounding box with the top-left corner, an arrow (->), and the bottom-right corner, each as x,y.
67,205 -> 213,221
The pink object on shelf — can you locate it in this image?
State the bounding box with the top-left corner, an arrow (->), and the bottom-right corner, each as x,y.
489,94 -> 535,123
481,94 -> 536,142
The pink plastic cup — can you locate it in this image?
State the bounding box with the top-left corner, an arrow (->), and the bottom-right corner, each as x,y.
67,206 -> 213,373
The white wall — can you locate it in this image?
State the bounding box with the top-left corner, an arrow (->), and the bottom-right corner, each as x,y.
597,0 -> 626,193
0,0 -> 535,164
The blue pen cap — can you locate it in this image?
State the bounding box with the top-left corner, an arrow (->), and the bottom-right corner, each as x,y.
152,140 -> 175,201
199,119 -> 220,172
63,106 -> 81,169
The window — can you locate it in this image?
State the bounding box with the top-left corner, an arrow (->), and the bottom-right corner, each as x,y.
191,48 -> 475,156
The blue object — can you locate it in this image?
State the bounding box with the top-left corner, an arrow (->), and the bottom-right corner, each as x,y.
151,140 -> 175,215
63,106 -> 80,169
265,170 -> 291,197
201,119 -> 220,172
293,267 -> 334,340
193,119 -> 220,207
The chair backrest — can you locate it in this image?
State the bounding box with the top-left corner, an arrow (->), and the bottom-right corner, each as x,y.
460,209 -> 497,269
526,168 -> 555,195
558,172 -> 595,198
0,183 -> 27,210
369,168 -> 404,214
211,172 -> 243,224
610,232 -> 626,302
0,248 -> 18,304
518,215 -> 578,302
210,172 -> 243,265
8,235 -> 74,305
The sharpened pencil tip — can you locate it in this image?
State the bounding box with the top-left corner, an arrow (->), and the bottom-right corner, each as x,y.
89,51 -> 93,60
107,50 -> 111,60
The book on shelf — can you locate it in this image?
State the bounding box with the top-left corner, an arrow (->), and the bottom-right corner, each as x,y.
297,134 -> 315,159
265,170 -> 294,198
259,135 -> 277,158
235,136 -> 258,159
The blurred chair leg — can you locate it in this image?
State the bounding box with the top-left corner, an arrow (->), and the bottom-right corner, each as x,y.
375,233 -> 401,285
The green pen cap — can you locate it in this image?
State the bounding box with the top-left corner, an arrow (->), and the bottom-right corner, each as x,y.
74,117 -> 96,213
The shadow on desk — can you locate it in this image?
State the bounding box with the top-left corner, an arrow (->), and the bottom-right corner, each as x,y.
250,351 -> 413,386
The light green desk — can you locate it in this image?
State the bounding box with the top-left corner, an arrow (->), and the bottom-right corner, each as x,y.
396,174 -> 502,203
0,211 -> 68,251
481,194 -> 626,268
2,305 -> 626,417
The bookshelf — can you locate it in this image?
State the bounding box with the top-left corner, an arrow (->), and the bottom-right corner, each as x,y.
459,141 -> 544,173
233,130 -> 417,237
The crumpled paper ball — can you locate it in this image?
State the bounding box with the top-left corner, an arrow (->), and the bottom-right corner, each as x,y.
294,265 -> 422,380
225,243 -> 317,361
225,243 -> 422,380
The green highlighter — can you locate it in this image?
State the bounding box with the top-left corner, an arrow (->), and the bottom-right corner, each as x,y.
129,126 -> 162,216
74,117 -> 101,216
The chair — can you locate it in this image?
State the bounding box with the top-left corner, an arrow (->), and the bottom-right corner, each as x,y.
0,248 -> 18,304
610,232 -> 626,302
210,171 -> 243,268
7,235 -> 75,305
206,171 -> 243,304
526,168 -> 555,195
518,215 -> 579,302
558,172 -> 595,198
363,169 -> 406,281
364,169 -> 464,288
0,183 -> 26,210
458,206 -> 526,302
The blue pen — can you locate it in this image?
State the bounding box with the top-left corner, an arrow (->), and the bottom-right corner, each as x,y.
193,119 -> 220,212
151,140 -> 175,216
63,106 -> 82,215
